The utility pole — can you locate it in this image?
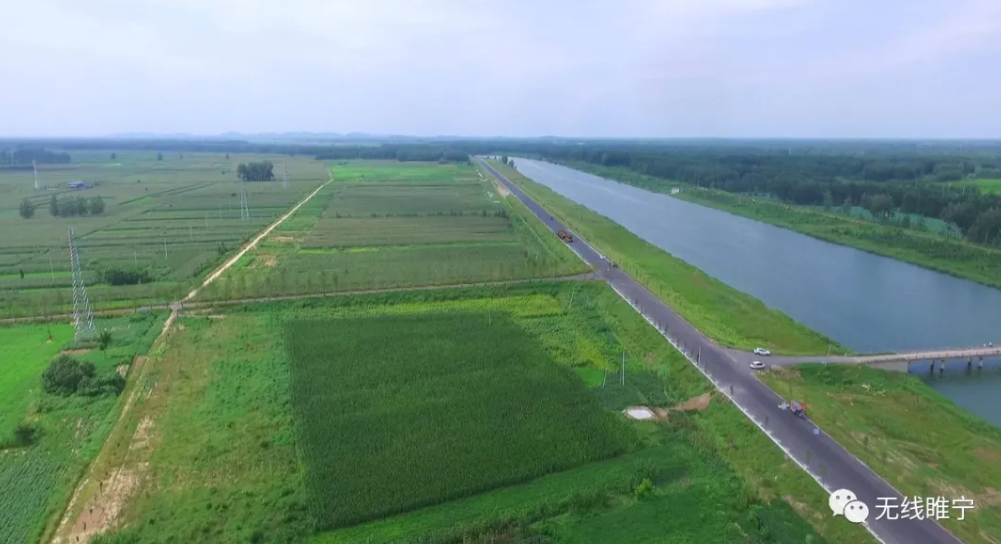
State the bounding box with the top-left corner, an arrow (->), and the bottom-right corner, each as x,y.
283,162 -> 289,189
32,160 -> 40,190
69,228 -> 96,341
49,254 -> 55,284
163,238 -> 168,259
620,350 -> 626,385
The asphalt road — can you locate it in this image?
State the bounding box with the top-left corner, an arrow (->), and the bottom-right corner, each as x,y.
477,157 -> 963,544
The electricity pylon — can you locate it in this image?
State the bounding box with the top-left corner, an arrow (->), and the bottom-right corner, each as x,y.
69,228 -> 96,340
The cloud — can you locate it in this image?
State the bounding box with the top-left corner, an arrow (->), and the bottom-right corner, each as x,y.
0,0 -> 998,137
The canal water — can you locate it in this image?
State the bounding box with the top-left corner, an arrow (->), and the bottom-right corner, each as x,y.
511,158 -> 1001,426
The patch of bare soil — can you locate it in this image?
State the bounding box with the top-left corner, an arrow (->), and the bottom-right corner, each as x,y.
258,253 -> 278,267
207,314 -> 227,319
270,235 -> 295,243
61,348 -> 91,356
673,392 -> 713,412
130,416 -> 154,452
56,463 -> 149,544
115,365 -> 129,378
492,178 -> 511,198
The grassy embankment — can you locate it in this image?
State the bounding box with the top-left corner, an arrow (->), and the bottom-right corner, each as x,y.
565,162 -> 1001,291
0,312 -> 167,544
486,160 -> 839,356
762,365 -> 1001,544
86,283 -> 872,544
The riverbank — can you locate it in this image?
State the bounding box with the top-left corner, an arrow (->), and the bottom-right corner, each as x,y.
488,160 -> 841,356
561,161 -> 1001,291
762,365 -> 1001,544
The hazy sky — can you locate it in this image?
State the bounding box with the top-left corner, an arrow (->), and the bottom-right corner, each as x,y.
3,0 -> 1000,138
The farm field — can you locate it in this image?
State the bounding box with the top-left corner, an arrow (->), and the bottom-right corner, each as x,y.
762,365 -> 1001,543
0,311 -> 167,544
84,282 -> 871,544
957,178 -> 1001,194
0,151 -> 329,317
197,161 -> 587,300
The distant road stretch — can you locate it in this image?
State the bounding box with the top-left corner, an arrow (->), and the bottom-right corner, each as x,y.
476,157 -> 961,544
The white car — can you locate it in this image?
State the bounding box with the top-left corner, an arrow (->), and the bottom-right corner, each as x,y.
750,361 -> 766,370
753,347 -> 771,356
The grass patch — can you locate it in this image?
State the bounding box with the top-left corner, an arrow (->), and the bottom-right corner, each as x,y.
761,365 -> 1001,543
487,161 -> 837,355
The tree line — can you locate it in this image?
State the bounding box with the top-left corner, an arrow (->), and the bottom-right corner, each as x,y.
487,144 -> 1001,246
0,147 -> 71,166
23,195 -> 107,218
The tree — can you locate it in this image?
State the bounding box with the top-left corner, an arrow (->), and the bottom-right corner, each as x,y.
110,152 -> 116,160
225,153 -> 230,159
156,152 -> 163,161
89,196 -> 106,215
236,161 -> 276,182
98,330 -> 112,351
19,269 -> 24,280
822,190 -> 834,209
840,197 -> 852,215
861,193 -> 894,221
49,195 -> 59,217
18,198 -> 35,219
42,355 -> 96,396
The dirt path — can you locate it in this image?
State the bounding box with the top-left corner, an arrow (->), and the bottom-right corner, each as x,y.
182,181 -> 330,302
49,180 -> 331,544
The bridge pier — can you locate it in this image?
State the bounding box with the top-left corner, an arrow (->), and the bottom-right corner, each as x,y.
979,357 -> 984,370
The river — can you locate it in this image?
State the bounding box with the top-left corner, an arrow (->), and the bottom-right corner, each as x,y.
511,158 -> 1001,426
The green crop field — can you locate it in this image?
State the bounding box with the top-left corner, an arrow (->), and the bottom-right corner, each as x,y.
0,151 -> 329,317
198,162 -> 587,300
287,312 -> 637,529
88,283 -> 871,544
0,311 -> 167,544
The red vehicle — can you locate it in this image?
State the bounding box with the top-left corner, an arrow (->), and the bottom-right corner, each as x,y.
557,230 -> 573,243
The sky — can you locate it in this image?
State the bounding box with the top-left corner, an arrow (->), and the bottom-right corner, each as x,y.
2,0 -> 1001,138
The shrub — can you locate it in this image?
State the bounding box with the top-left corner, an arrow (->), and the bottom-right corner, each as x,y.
41,355 -> 126,397
101,267 -> 152,286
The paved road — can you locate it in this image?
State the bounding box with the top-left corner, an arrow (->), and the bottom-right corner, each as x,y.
477,157 -> 963,544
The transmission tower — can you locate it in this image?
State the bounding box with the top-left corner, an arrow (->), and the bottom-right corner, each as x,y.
33,160 -> 40,190
239,183 -> 250,221
283,162 -> 289,189
68,228 -> 96,340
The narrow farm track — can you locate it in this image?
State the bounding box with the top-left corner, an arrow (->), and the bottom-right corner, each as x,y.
48,179 -> 332,544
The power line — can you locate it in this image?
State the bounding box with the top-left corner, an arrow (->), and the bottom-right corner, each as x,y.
69,228 -> 96,341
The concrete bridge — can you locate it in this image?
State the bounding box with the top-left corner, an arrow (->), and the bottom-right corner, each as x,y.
730,344 -> 1001,372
